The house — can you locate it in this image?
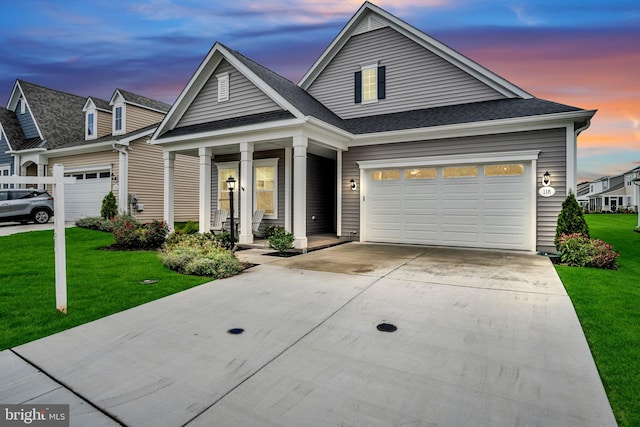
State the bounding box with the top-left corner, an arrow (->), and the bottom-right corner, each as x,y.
150,1 -> 596,253
1,80 -> 198,222
587,167 -> 640,212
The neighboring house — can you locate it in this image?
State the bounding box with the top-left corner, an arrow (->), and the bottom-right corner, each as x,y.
2,80 -> 198,222
587,167 -> 640,212
576,181 -> 591,208
0,106 -> 26,188
150,2 -> 596,253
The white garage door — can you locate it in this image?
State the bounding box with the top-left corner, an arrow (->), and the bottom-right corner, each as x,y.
64,171 -> 112,221
364,163 -> 533,250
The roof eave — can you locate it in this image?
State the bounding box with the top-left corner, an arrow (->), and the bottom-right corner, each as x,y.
349,109 -> 597,146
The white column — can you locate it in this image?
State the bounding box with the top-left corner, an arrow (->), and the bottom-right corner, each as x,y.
118,149 -> 128,215
38,163 -> 47,189
52,164 -> 67,314
239,142 -> 254,244
163,151 -> 175,231
199,147 -> 213,233
293,135 -> 308,250
284,146 -> 292,233
336,150 -> 342,237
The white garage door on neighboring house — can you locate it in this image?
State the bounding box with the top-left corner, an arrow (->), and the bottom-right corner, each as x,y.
360,154 -> 537,251
64,170 -> 112,221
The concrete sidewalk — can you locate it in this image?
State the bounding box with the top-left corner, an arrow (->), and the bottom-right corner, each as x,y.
1,244 -> 617,426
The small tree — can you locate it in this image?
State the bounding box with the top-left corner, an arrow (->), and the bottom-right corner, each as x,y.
555,191 -> 589,249
268,228 -> 295,254
101,191 -> 118,219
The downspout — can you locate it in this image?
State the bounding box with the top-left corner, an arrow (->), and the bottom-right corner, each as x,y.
112,144 -> 128,215
569,119 -> 592,195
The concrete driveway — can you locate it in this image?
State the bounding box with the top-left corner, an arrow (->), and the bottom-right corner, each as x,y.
0,221 -> 74,236
1,243 -> 616,426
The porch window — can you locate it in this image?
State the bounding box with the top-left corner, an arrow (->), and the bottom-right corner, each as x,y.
216,162 -> 239,216
254,159 -> 278,218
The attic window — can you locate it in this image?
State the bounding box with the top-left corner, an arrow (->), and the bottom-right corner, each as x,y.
86,112 -> 95,138
217,72 -> 229,102
355,64 -> 385,104
19,98 -> 26,115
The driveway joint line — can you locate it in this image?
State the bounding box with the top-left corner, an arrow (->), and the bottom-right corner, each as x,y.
384,276 -> 568,296
9,349 -> 126,426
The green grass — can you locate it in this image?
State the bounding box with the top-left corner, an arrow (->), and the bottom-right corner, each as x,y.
556,213 -> 640,427
0,227 -> 210,350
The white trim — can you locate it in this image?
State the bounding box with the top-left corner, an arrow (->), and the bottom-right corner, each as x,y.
360,63 -> 379,104
336,150 -> 342,236
199,147 -> 213,233
113,103 -> 125,135
85,110 -> 97,140
63,164 -> 112,174
284,147 -> 292,232
356,150 -> 540,170
253,158 -> 279,220
566,125 -> 576,195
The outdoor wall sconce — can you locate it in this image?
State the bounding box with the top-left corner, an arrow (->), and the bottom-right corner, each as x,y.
542,171 -> 551,187
350,179 -> 358,191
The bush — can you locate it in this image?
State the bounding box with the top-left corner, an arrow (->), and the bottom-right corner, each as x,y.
268,228 -> 294,253
181,220 -> 200,235
160,233 -> 240,278
555,191 -> 589,249
111,216 -> 169,250
100,191 -> 118,219
213,231 -> 234,250
76,216 -> 113,232
557,233 -> 619,269
263,225 -> 283,239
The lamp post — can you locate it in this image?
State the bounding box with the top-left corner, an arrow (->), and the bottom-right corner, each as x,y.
226,176 -> 236,247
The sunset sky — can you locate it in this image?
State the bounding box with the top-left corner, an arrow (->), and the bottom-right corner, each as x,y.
1,0 -> 638,182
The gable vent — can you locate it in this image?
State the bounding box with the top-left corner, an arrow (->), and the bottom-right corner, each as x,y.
217,72 -> 230,102
353,14 -> 387,35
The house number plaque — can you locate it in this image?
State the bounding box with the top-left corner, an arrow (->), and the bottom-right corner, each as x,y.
538,186 -> 556,197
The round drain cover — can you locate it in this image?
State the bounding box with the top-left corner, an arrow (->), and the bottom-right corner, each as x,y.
377,323 -> 397,332
227,328 -> 244,335
139,279 -> 159,285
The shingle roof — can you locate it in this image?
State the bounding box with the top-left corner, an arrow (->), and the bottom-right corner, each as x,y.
0,107 -> 26,150
117,89 -> 171,113
18,80 -> 86,149
89,96 -> 111,112
343,98 -> 584,134
224,46 -> 345,129
160,111 -> 295,140
52,122 -> 160,150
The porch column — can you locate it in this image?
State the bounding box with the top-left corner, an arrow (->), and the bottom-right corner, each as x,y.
38,163 -> 47,189
199,147 -> 213,233
336,150 -> 342,237
118,147 -> 128,215
163,151 -> 175,231
239,142 -> 254,244
284,146 -> 292,232
293,135 -> 308,250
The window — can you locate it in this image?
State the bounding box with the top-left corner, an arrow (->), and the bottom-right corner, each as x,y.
354,64 -> 385,104
405,168 -> 436,179
85,173 -> 97,179
590,184 -> 594,193
484,164 -> 525,176
216,162 -> 239,216
19,98 -> 26,115
603,181 -> 609,191
217,72 -> 229,102
254,159 -> 278,218
99,172 -> 111,179
604,197 -> 609,206
114,106 -> 123,132
86,112 -> 95,138
371,170 -> 400,181
443,166 -> 478,178
627,175 -> 632,186
1,166 -> 10,189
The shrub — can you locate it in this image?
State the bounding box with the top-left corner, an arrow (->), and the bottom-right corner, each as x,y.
160,233 -> 240,278
557,233 -> 619,269
100,191 -> 118,219
268,228 -> 295,253
76,216 -> 113,232
213,231 -> 234,250
555,191 -> 589,249
111,216 -> 168,250
181,220 -> 200,235
263,225 -> 283,239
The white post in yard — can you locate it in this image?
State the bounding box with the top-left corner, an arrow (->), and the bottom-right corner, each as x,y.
0,164 -> 74,313
52,164 -> 68,313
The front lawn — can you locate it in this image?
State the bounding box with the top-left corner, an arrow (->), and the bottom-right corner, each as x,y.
0,227 -> 210,350
556,213 -> 640,427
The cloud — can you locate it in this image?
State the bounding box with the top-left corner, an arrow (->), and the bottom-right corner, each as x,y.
508,5 -> 541,26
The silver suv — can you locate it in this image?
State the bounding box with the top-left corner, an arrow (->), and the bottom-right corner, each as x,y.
0,189 -> 54,224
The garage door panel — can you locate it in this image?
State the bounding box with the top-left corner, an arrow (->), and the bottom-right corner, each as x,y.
365,163 -> 531,250
65,175 -> 111,221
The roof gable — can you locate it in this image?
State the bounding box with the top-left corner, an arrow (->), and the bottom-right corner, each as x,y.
84,96 -> 111,113
298,2 -> 531,100
110,88 -> 171,113
0,107 -> 26,151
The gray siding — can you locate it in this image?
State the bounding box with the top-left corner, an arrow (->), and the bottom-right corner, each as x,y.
308,27 -> 505,119
0,135 -> 13,172
342,128 -> 567,251
15,102 -> 39,138
178,60 -> 282,128
307,153 -> 336,235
